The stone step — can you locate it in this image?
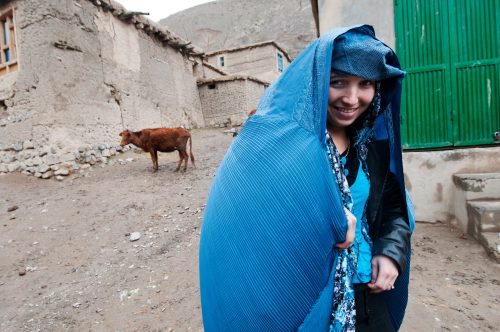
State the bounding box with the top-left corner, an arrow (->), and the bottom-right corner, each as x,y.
467,200 -> 500,235
478,231 -> 500,263
453,173 -> 500,200
466,199 -> 500,262
452,172 -> 500,233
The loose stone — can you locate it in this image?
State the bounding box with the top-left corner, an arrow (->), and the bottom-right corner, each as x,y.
129,232 -> 141,241
7,205 -> 18,212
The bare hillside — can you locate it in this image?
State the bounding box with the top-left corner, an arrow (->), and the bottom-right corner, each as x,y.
158,0 -> 317,58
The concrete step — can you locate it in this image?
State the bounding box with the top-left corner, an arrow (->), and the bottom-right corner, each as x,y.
453,173 -> 500,200
466,199 -> 500,262
467,200 -> 500,234
452,172 -> 500,232
478,232 -> 500,263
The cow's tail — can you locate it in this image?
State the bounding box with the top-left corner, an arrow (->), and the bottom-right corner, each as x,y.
188,135 -> 195,168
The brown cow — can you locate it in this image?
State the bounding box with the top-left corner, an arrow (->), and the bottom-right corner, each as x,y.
119,127 -> 195,172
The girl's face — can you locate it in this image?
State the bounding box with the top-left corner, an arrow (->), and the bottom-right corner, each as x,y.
327,73 -> 376,131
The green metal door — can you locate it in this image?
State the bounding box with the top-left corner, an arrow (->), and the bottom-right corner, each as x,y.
395,0 -> 500,148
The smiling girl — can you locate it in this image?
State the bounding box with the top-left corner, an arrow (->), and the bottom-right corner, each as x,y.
200,25 -> 413,332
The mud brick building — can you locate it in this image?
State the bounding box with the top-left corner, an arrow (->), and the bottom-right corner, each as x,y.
0,0 -> 289,178
205,41 -> 291,83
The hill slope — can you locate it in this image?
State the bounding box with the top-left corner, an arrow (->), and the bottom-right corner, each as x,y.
158,0 -> 317,58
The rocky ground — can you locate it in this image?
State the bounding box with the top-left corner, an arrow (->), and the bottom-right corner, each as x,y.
1,128 -> 499,331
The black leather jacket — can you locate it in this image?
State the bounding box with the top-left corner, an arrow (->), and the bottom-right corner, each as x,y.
365,140 -> 411,273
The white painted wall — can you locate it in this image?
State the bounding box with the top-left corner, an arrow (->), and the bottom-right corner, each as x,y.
317,0 -> 395,48
403,147 -> 500,224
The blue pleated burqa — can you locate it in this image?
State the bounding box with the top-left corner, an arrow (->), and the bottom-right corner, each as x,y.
199,25 -> 415,332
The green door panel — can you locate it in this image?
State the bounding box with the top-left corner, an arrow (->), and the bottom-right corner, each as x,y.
395,0 -> 500,148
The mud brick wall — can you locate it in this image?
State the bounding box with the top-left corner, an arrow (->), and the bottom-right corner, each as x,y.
198,76 -> 266,127
0,0 -> 205,176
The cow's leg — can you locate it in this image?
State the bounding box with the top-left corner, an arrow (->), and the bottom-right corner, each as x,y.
179,149 -> 188,172
179,137 -> 190,171
188,137 -> 195,168
182,150 -> 189,172
175,150 -> 183,172
154,150 -> 159,171
150,150 -> 158,172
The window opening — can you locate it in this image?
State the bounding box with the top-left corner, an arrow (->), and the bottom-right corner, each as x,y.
2,19 -> 8,44
219,56 -> 225,67
277,52 -> 284,73
0,7 -> 18,76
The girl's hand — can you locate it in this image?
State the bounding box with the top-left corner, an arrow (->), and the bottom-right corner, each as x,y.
335,208 -> 356,249
368,255 -> 399,293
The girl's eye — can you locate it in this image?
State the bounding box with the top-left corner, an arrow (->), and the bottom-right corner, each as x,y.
330,80 -> 345,87
360,80 -> 375,87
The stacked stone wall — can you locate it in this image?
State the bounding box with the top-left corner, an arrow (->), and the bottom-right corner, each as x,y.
198,78 -> 266,127
0,138 -> 133,180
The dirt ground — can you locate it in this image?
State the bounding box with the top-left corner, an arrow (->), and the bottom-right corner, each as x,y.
1,128 -> 499,332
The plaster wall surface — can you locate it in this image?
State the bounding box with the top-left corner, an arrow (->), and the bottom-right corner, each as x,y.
403,147 -> 500,224
193,63 -> 224,80
206,44 -> 289,84
317,0 -> 395,49
0,0 -> 204,155
198,78 -> 266,127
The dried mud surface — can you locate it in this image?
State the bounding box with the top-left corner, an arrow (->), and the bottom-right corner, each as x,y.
1,128 -> 499,331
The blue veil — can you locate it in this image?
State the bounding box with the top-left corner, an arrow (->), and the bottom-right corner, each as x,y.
199,25 -> 414,331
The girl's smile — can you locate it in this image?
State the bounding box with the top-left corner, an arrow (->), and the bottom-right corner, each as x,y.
327,73 -> 376,131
